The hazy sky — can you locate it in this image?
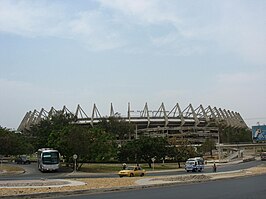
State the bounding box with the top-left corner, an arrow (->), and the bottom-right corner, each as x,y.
0,0 -> 265,129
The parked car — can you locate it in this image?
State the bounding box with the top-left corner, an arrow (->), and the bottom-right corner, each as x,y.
118,166 -> 145,177
261,152 -> 266,161
15,155 -> 31,164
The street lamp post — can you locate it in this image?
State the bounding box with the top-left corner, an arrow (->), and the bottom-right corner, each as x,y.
218,129 -> 221,162
151,158 -> 155,171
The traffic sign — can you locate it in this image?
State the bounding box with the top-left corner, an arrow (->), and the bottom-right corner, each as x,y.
73,154 -> 78,160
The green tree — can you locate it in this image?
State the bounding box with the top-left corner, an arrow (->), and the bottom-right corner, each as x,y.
119,136 -> 169,168
98,117 -> 135,143
48,125 -> 117,169
0,126 -> 33,155
117,139 -> 139,162
25,112 -> 76,150
219,127 -> 252,144
168,138 -> 197,168
88,128 -> 117,162
199,138 -> 216,156
25,113 -> 118,168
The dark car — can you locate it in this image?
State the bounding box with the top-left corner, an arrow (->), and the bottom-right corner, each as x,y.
16,155 -> 31,164
261,152 -> 266,161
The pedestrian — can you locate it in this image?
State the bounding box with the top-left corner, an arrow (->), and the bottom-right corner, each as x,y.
122,163 -> 127,170
213,163 -> 217,172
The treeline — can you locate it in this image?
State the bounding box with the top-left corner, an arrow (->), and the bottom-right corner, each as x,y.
0,126 -> 34,155
219,126 -> 252,143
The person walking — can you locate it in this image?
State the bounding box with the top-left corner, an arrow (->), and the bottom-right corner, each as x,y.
213,163 -> 217,172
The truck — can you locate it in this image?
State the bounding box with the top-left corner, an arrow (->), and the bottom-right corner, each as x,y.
185,157 -> 204,172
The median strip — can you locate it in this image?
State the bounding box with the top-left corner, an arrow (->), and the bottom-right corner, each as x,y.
0,165 -> 265,198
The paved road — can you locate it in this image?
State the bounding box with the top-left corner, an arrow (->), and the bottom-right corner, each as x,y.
0,160 -> 263,180
148,160 -> 262,176
55,173 -> 266,199
0,163 -> 72,180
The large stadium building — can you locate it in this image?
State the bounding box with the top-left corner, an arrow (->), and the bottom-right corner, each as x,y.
18,103 -> 248,144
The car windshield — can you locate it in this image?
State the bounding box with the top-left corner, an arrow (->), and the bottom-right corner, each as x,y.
42,152 -> 59,164
186,161 -> 195,165
20,155 -> 27,160
125,166 -> 135,170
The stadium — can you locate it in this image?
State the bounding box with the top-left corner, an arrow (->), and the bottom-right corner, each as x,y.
18,102 -> 248,144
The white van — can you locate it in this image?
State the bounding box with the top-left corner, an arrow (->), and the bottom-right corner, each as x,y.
185,157 -> 204,172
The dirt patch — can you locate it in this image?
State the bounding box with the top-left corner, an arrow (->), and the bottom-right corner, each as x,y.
0,165 -> 25,175
0,180 -> 70,187
152,174 -> 211,182
0,177 -> 138,197
246,164 -> 266,174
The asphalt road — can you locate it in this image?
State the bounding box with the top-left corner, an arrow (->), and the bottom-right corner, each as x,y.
55,173 -> 266,199
0,160 -> 263,180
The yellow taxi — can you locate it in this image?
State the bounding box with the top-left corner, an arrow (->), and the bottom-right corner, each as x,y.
118,166 -> 146,177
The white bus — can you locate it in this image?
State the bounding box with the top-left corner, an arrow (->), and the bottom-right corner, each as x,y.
37,148 -> 60,172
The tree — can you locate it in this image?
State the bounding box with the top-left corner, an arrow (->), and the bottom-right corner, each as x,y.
48,125 -> 117,169
119,136 -> 169,168
199,138 -> 216,157
0,126 -> 33,155
25,113 -> 118,168
117,139 -> 139,162
168,138 -> 197,168
219,127 -> 252,144
98,117 -> 135,143
25,112 -> 77,150
88,128 -> 117,162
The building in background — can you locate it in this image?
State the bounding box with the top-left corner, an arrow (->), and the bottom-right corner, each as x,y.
18,102 -> 248,145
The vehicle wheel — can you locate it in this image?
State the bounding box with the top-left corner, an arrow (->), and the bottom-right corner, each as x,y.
140,173 -> 144,177
130,173 -> 134,177
199,168 -> 202,172
186,170 -> 189,172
